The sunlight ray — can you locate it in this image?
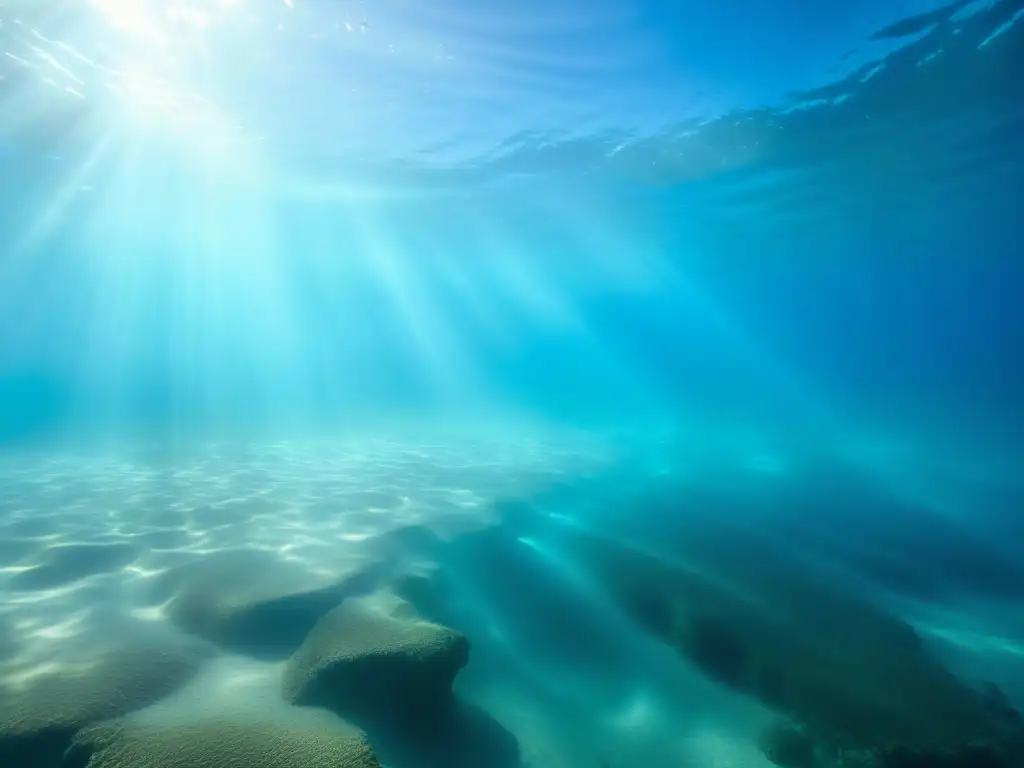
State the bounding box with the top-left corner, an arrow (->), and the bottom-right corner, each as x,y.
4,128 -> 116,267
344,202 -> 482,403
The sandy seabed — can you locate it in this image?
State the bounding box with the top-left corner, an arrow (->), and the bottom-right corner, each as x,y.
0,431 -> 1020,768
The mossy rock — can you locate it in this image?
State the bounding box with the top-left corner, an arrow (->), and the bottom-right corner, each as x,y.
0,641 -> 208,768
758,721 -> 817,768
65,709 -> 380,768
163,549 -> 381,658
282,589 -> 469,724
283,587 -> 520,768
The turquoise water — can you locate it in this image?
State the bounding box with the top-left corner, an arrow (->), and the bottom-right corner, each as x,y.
2,1 -> 1024,767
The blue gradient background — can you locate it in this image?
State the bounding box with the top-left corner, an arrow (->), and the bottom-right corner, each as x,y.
0,0 -> 1021,534
2,1 -> 1024,757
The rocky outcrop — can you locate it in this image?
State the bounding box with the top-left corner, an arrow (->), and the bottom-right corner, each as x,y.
282,588 -> 469,723
282,587 -> 518,768
65,708 -> 380,768
162,549 -> 381,658
533,488 -> 1023,762
0,639 -> 209,768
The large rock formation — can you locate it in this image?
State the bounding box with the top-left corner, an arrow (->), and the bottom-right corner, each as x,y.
65,708 -> 380,768
492,478 -> 1024,764
282,587 -> 519,768
162,548 -> 382,658
282,588 -> 470,722
0,638 -> 209,768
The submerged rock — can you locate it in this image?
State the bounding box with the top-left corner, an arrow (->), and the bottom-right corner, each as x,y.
65,708 -> 380,768
539,489 -> 1018,758
759,721 -> 817,768
282,588 -> 469,722
163,548 -> 382,658
283,587 -> 519,768
0,639 -> 208,768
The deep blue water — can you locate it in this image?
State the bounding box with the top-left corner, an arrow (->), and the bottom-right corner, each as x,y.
1,2 -> 1024,768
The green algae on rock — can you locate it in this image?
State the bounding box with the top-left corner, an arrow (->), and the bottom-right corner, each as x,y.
0,641 -> 208,768
163,548 -> 381,659
282,588 -> 469,721
66,709 -> 380,768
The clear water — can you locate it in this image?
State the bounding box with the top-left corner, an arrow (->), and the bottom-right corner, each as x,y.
2,1 -> 1024,767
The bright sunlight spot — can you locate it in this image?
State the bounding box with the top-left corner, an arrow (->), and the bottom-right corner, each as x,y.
80,0 -> 263,150
88,0 -> 165,40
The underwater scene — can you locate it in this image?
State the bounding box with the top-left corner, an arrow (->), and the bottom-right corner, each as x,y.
2,0 -> 1024,766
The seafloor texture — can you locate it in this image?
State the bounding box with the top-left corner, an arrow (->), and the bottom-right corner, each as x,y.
0,433 -> 1022,768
